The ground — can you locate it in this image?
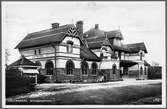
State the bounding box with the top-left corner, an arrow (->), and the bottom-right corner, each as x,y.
6,79 -> 162,105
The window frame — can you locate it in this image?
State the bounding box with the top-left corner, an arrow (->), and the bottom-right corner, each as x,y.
66,60 -> 75,75
91,62 -> 98,75
81,61 -> 88,76
45,60 -> 54,75
112,64 -> 117,74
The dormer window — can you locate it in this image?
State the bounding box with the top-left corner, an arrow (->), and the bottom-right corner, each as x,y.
66,40 -> 73,53
101,46 -> 107,52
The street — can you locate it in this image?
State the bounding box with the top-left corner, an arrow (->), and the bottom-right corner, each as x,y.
6,79 -> 162,105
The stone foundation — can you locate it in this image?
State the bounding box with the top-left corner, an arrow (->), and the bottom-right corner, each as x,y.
39,68 -> 121,83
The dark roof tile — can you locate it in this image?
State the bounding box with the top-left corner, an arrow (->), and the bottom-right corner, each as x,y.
9,56 -> 38,67
105,30 -> 123,40
126,42 -> 148,53
80,46 -> 101,61
15,24 -> 75,49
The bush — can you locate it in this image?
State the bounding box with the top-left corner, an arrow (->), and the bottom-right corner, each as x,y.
148,66 -> 162,79
6,68 -> 35,97
37,74 -> 47,83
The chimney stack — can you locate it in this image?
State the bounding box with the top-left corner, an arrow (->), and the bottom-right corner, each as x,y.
95,24 -> 99,29
52,23 -> 59,29
76,20 -> 83,37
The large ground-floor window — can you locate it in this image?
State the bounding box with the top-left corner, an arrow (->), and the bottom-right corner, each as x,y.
66,60 -> 75,75
45,60 -> 54,75
91,62 -> 97,75
112,64 -> 117,74
81,61 -> 88,75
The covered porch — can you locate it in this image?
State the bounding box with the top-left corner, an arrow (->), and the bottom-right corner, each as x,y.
120,60 -> 138,80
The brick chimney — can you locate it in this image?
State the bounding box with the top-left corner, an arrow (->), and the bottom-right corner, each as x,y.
95,24 -> 99,29
76,20 -> 83,37
52,23 -> 59,29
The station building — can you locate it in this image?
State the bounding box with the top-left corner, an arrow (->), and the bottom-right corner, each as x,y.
12,21 -> 149,83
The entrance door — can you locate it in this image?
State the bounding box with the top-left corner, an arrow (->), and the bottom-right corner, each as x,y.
122,67 -> 128,79
45,60 -> 54,75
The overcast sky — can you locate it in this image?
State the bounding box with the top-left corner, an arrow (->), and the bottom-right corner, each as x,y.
2,1 -> 165,67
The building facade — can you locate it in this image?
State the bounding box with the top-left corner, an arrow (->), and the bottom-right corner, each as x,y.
14,21 -> 148,83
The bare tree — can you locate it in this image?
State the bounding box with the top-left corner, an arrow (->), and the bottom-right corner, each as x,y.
5,49 -> 10,67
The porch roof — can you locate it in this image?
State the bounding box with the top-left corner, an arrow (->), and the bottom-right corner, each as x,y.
9,56 -> 39,67
120,60 -> 138,67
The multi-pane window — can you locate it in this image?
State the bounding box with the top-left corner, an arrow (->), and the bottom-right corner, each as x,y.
66,60 -> 75,75
81,61 -> 88,75
45,60 -> 54,75
91,62 -> 97,75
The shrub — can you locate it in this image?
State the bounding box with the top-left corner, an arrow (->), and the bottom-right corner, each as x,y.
37,74 -> 47,83
148,66 -> 162,79
6,68 -> 35,97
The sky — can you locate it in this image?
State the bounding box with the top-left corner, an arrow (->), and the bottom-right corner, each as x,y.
2,1 -> 165,67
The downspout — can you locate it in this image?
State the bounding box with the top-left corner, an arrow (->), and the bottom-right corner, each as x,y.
51,42 -> 57,82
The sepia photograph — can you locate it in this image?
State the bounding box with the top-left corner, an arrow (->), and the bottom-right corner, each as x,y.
1,1 -> 166,108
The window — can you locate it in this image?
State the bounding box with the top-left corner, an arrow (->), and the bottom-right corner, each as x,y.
34,49 -> 41,55
81,61 -> 88,75
66,40 -> 73,53
140,67 -> 143,75
100,53 -> 103,59
112,64 -> 117,74
144,67 -> 147,75
45,60 -> 54,75
91,62 -> 97,75
34,50 -> 37,55
39,49 -> 41,54
66,60 -> 75,75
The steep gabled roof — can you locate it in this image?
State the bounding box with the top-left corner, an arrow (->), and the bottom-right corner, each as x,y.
80,46 -> 101,61
83,28 -> 105,38
144,60 -> 150,66
9,56 -> 38,67
83,27 -> 125,51
86,37 -> 106,49
15,24 -> 83,49
111,45 -> 130,52
126,42 -> 148,53
105,30 -> 123,40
